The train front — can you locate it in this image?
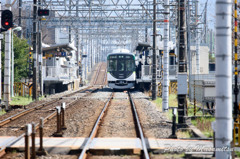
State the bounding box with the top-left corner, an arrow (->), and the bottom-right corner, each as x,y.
107,52 -> 136,89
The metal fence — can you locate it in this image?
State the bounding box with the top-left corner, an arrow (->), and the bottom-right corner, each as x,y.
43,66 -> 78,80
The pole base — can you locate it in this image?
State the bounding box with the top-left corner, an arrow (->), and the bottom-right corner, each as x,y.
36,149 -> 48,156
53,132 -> 63,137
169,134 -> 177,139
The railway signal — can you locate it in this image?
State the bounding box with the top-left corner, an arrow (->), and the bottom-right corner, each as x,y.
1,10 -> 13,30
38,9 -> 49,16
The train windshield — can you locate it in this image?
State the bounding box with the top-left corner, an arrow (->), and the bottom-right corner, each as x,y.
108,54 -> 135,72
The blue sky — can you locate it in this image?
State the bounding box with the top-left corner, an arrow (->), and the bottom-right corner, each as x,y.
200,0 -> 216,29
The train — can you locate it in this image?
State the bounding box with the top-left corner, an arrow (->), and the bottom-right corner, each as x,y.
107,49 -> 136,89
107,41 -> 177,90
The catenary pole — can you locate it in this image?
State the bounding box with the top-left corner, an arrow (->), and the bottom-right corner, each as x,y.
152,0 -> 157,100
32,0 -> 39,100
233,0 -> 239,121
187,0 -> 192,101
0,2 -> 2,105
18,0 -> 22,38
162,0 -> 169,111
177,0 -> 187,124
195,0 -> 200,74
215,0 -> 232,158
38,0 -> 43,96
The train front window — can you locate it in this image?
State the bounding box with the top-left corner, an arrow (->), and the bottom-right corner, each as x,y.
108,54 -> 135,72
126,60 -> 135,71
118,60 -> 125,71
108,59 -> 117,71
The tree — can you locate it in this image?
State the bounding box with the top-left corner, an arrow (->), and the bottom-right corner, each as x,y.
1,33 -> 29,82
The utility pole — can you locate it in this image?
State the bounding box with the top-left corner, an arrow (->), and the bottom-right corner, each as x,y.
177,0 -> 188,124
32,0 -> 39,101
152,0 -> 157,100
215,0 -> 232,158
162,0 -> 169,111
38,0 -> 43,96
195,0 -> 200,74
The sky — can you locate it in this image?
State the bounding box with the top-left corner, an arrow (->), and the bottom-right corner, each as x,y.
200,0 -> 216,29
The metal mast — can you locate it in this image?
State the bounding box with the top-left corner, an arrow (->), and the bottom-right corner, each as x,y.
215,0 -> 232,158
177,0 -> 187,124
162,0 -> 169,111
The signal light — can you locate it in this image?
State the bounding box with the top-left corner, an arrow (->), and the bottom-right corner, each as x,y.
38,9 -> 49,16
1,10 -> 13,30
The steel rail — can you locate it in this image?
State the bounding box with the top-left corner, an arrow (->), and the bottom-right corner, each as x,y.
78,92 -> 113,159
102,67 -> 107,86
0,86 -> 93,127
93,62 -> 104,85
128,92 -> 150,159
0,86 -> 100,158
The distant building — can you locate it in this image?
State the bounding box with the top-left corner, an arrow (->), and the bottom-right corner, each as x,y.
190,45 -> 209,74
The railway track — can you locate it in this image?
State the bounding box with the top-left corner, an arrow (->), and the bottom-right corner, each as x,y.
78,91 -> 150,159
0,86 -> 96,133
0,86 -> 101,157
93,62 -> 107,86
0,62 -> 108,134
0,62 -> 109,157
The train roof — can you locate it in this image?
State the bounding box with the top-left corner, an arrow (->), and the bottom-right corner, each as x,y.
107,49 -> 135,56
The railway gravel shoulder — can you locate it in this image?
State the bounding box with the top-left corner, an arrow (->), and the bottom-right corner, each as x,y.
130,91 -> 172,138
0,86 -> 89,122
40,89 -> 112,137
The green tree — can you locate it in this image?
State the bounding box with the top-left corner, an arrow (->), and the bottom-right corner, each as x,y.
13,34 -> 29,82
1,33 -> 29,82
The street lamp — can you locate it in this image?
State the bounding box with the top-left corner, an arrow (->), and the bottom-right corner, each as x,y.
11,26 -> 22,97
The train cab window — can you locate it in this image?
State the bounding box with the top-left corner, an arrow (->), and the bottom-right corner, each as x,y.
126,60 -> 135,71
109,55 -> 117,59
118,60 -> 125,71
108,59 -> 117,71
118,55 -> 124,59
